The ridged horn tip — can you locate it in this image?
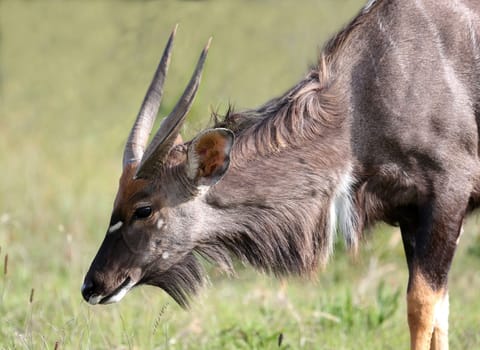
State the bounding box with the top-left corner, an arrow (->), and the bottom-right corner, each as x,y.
122,27 -> 179,168
205,36 -> 212,51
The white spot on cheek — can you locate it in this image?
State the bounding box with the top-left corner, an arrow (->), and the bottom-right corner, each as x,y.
162,251 -> 169,259
157,218 -> 165,230
108,221 -> 123,233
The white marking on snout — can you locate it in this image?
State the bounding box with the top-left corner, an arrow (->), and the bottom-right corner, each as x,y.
108,221 -> 123,233
88,294 -> 104,305
162,251 -> 169,259
101,278 -> 137,304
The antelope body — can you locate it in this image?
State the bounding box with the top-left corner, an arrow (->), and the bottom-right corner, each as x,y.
82,1 -> 480,349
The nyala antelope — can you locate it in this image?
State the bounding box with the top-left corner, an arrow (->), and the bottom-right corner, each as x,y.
82,1 -> 480,348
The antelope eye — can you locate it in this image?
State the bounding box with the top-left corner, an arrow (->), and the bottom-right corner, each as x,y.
133,206 -> 152,220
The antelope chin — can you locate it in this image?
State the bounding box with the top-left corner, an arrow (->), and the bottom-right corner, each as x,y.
87,294 -> 103,305
86,277 -> 137,305
101,277 -> 137,304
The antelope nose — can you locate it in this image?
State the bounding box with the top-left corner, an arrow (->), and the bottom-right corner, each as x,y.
81,279 -> 95,302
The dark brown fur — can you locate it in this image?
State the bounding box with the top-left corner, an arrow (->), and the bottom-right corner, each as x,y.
84,1 -> 480,347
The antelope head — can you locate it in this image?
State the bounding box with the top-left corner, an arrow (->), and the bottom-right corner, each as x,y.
81,28 -> 234,307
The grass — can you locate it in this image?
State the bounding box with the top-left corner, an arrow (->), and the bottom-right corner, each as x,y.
1,0 -> 480,348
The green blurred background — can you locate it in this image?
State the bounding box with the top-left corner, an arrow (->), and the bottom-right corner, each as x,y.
1,1 -> 480,349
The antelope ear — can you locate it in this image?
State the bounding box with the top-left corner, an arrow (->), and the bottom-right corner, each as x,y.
186,128 -> 234,187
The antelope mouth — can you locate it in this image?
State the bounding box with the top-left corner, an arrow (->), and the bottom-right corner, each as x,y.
92,277 -> 137,305
100,277 -> 136,304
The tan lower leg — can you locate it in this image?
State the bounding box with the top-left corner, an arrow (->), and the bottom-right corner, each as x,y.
407,272 -> 443,350
430,292 -> 449,350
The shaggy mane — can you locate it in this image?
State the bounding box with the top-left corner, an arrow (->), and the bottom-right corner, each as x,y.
213,0 -> 382,165
165,2 -> 382,307
213,63 -> 344,165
